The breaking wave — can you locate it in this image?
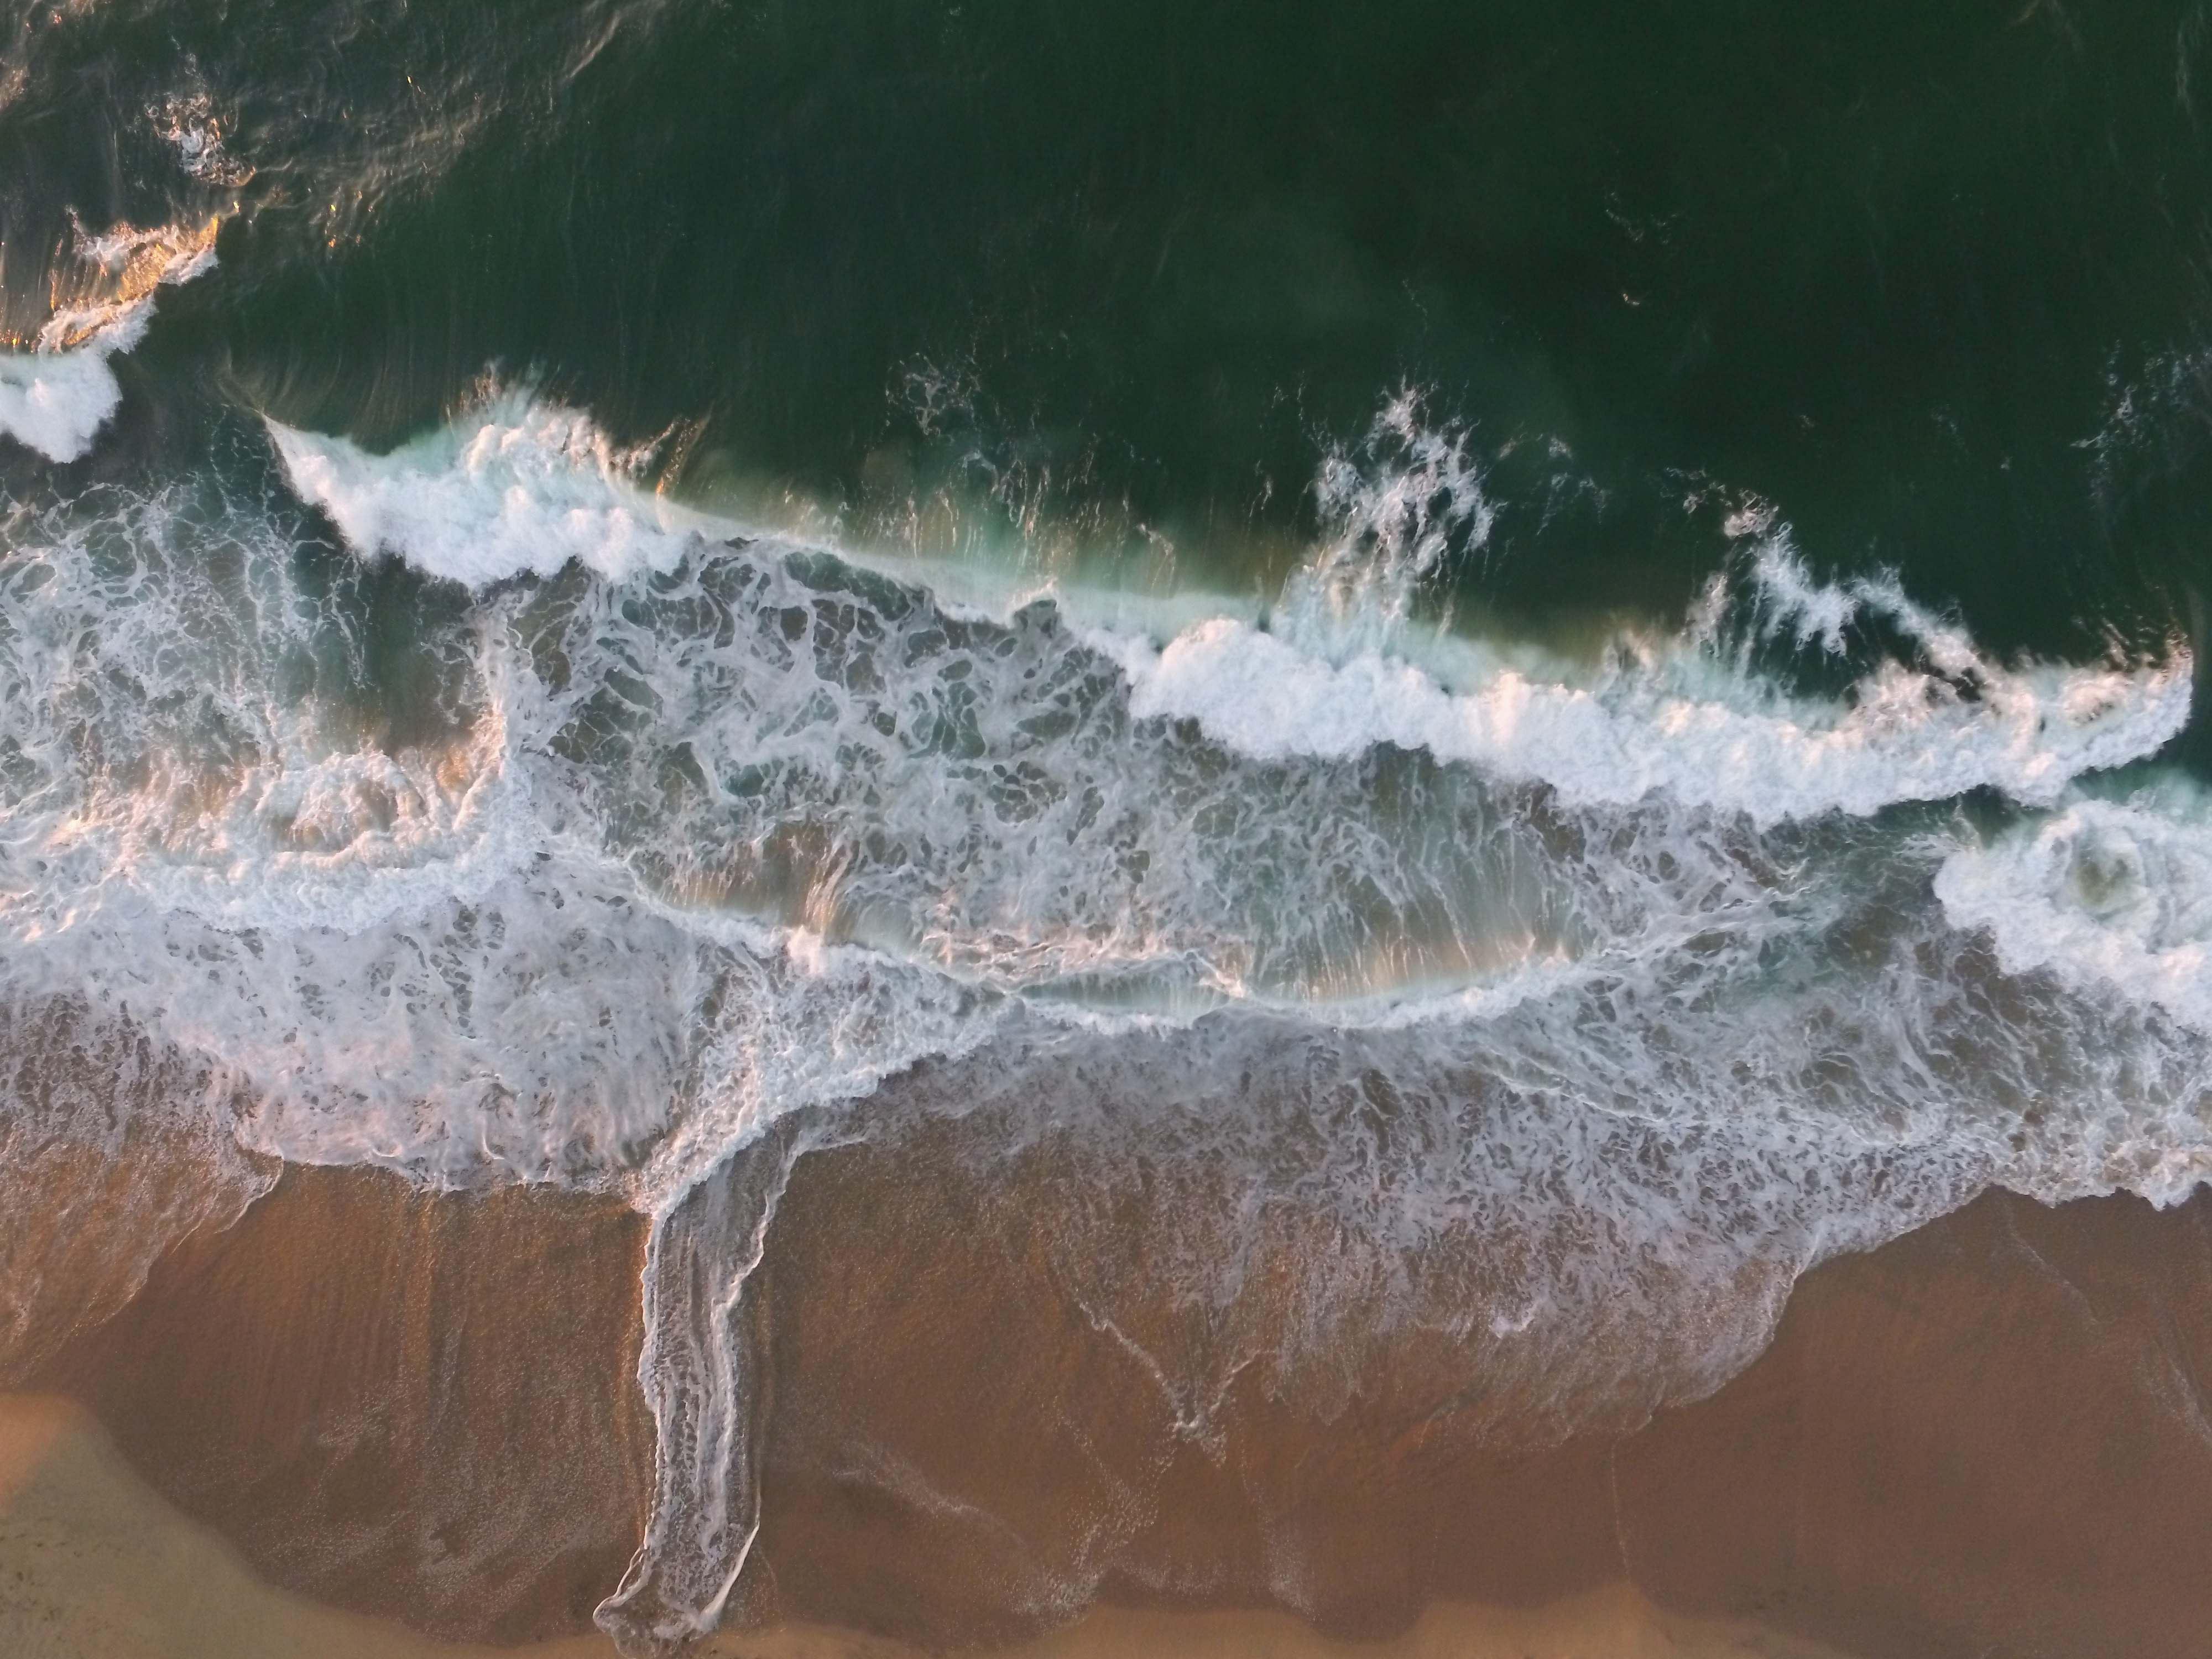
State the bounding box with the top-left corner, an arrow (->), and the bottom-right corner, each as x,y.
0,385 -> 2203,1648
0,218 -> 221,464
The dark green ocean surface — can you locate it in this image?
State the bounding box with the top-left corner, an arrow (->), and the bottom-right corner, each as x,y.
3,0 -> 2209,685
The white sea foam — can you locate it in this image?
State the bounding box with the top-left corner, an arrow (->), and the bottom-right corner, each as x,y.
0,479 -> 1012,1197
1116,493 -> 2192,825
268,394 -> 722,586
274,391 -> 2195,831
0,316 -> 148,465
0,220 -> 219,463
1104,602 -> 2190,827
1937,782 -> 2212,1035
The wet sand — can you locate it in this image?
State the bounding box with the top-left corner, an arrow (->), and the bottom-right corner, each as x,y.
27,1168 -> 656,1645
11,1129 -> 2212,1658
0,1394 -> 1833,1658
0,1393 -> 611,1659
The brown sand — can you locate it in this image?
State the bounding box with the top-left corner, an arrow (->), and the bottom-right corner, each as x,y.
0,1001 -> 273,1386
0,1393 -> 1832,1658
745,1131 -> 2212,1658
32,1167 -> 658,1645
0,1393 -> 609,1659
13,1129 -> 2212,1658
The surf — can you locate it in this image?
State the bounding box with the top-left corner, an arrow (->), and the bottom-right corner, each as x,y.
2,378 -> 2205,1651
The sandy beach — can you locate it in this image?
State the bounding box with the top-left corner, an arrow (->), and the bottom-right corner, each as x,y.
0,1391 -> 1838,1659
8,1130 -> 2210,1659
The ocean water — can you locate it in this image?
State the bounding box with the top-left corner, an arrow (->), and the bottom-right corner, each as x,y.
2,0 -> 2210,1648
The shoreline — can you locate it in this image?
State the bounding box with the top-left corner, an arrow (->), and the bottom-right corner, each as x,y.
0,1392 -> 1841,1659
11,1140 -> 2212,1657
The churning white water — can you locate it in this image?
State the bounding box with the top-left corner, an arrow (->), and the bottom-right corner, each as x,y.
0,387 -> 2204,1647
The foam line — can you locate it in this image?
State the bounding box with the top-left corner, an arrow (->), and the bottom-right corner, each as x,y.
268,395 -> 718,586
276,393 -> 2194,831
1104,613 -> 2190,827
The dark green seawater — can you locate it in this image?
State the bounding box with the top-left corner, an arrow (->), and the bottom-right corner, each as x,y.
7,1 -> 2212,667
4,4 -> 2212,1650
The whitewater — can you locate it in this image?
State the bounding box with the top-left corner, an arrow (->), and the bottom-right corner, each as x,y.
0,216 -> 222,463
3,381 -> 2209,1650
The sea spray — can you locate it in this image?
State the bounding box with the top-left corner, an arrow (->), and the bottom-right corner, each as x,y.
0,219 -> 221,463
